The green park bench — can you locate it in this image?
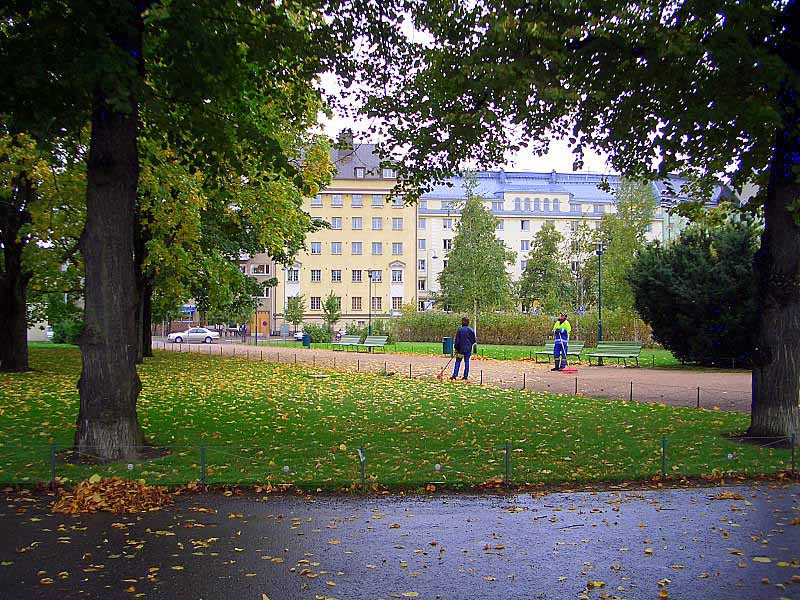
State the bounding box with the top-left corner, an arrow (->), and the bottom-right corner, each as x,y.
586,341 -> 643,367
332,335 -> 361,351
534,340 -> 585,363
357,335 -> 389,353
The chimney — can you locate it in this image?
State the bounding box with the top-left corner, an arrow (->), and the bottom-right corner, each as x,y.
550,169 -> 557,184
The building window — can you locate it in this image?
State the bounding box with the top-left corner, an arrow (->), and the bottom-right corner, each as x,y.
239,265 -> 247,274
443,259 -> 448,269
418,259 -> 426,271
546,219 -> 555,227
392,217 -> 403,230
418,218 -> 426,229
418,279 -> 426,291
352,270 -> 362,283
372,216 -> 383,230
419,200 -> 427,210
443,218 -> 452,230
514,198 -> 521,210
544,198 -> 551,212
443,238 -> 452,250
646,223 -> 653,232
310,296 -> 321,311
372,241 -> 383,255
392,196 -> 403,208
392,242 -> 403,255
570,203 -> 580,213
311,269 -> 321,282
594,204 -> 603,214
287,268 -> 299,283
352,216 -> 362,230
312,215 -> 323,224
496,219 -> 504,231
521,260 -> 528,271
521,220 -> 530,231
492,201 -> 503,211
553,199 -> 560,212
524,198 -> 531,211
352,241 -> 363,255
441,200 -> 453,210
311,242 -> 322,254
311,194 -> 322,207
331,242 -> 342,255
392,269 -> 403,283
571,260 -> 580,273
370,270 -> 382,282
418,238 -> 426,250
520,240 -> 530,251
419,301 -> 426,311
571,220 -> 580,232
382,168 -> 395,178
371,296 -> 382,311
331,216 -> 342,230
352,296 -> 362,311
354,167 -> 365,179
534,198 -> 541,211
392,296 -> 403,311
331,269 -> 341,282
352,194 -> 363,207
331,194 -> 343,207
250,264 -> 266,275
372,194 -> 383,207
595,220 -> 602,230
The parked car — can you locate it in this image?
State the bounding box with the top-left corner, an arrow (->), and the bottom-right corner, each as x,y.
167,327 -> 220,344
46,325 -> 54,341
294,331 -> 304,341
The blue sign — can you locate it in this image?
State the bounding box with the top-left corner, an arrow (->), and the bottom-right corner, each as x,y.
578,305 -> 585,315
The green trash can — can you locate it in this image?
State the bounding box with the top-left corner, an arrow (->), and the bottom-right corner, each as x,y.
442,337 -> 453,356
302,333 -> 311,348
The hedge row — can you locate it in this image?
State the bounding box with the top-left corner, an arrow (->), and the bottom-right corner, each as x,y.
391,309 -> 654,347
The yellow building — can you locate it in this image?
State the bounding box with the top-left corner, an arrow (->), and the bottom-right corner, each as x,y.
274,136 -> 416,331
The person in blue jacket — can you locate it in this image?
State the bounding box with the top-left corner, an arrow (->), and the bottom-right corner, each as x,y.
551,312 -> 572,371
451,316 -> 477,381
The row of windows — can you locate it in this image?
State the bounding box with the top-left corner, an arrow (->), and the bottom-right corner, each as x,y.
319,216 -> 406,231
307,296 -> 403,311
310,241 -> 405,255
239,264 -> 271,275
311,191 -> 401,208
306,269 -> 405,283
417,217 -> 603,231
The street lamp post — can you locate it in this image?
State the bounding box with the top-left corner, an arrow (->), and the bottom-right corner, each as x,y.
595,240 -> 606,365
368,270 -> 374,336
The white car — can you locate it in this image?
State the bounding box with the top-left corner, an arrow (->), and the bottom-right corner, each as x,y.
167,327 -> 220,344
294,331 -> 305,341
46,325 -> 54,341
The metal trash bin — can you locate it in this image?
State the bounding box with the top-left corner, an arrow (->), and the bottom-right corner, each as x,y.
442,336 -> 454,356
302,333 -> 311,348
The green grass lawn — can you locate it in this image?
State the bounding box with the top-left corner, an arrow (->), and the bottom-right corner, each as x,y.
0,347 -> 788,490
248,339 -> 684,368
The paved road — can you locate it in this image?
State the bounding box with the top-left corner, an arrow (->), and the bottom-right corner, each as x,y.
154,339 -> 753,413
1,484 -> 797,599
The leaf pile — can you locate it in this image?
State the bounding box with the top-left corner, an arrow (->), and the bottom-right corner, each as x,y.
51,475 -> 173,514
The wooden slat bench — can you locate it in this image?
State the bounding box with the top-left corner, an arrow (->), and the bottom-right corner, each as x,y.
333,335 -> 361,351
586,341 -> 643,367
357,335 -> 389,353
534,341 -> 585,363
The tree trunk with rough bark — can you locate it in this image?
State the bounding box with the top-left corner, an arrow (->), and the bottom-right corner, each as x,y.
749,126 -> 800,439
0,181 -> 32,372
74,5 -> 145,460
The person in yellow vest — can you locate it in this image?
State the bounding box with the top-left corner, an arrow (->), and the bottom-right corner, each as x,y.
551,312 -> 572,371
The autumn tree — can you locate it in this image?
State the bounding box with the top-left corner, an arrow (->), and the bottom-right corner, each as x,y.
350,0 -> 799,438
285,295 -> 305,334
518,223 -> 573,314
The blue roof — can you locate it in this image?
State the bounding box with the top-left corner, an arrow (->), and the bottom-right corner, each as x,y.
420,170 -> 729,205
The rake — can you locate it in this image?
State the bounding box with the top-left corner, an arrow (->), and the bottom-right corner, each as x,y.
436,355 -> 455,380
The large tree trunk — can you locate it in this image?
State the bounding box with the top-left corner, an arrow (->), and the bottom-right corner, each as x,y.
75,6 -> 145,460
749,128 -> 800,439
0,181 -> 32,372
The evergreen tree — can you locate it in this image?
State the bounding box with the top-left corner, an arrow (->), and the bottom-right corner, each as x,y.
438,178 -> 514,313
322,291 -> 342,334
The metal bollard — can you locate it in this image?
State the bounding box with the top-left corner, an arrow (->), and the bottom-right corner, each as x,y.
409,364 -> 412,378
696,387 -> 700,409
358,446 -> 366,490
575,377 -> 578,395
480,370 -> 483,385
504,441 -> 511,485
661,437 -> 668,480
630,382 -> 633,401
522,372 -> 526,390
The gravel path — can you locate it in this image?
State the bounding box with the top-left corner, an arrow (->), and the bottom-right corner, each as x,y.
155,339 -> 753,414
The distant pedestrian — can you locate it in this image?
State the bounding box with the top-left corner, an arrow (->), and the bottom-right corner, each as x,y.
551,312 -> 571,371
451,316 -> 477,381
240,324 -> 247,343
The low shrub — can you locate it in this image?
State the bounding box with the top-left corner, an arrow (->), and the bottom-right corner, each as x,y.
52,319 -> 83,345
302,323 -> 332,343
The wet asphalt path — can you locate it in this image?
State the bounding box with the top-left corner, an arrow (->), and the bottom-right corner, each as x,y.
0,484 -> 798,599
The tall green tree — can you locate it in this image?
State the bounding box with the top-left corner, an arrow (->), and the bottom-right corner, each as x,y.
438,179 -> 514,312
518,223 -> 573,313
353,0 -> 799,437
0,0 -> 337,459
583,180 -> 658,311
322,291 -> 342,334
